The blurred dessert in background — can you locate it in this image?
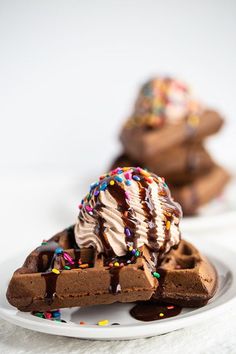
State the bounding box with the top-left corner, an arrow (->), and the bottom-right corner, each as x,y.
112,77 -> 230,215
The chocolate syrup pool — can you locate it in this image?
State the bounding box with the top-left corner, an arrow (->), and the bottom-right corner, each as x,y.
130,302 -> 182,321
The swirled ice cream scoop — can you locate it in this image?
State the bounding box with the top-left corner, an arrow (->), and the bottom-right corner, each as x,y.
127,77 -> 201,128
75,167 -> 182,259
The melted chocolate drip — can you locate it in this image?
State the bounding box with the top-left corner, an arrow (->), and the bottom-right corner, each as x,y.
130,302 -> 182,321
138,177 -> 181,266
108,183 -> 138,248
41,272 -> 59,305
153,267 -> 166,297
40,252 -> 62,305
161,188 -> 182,219
37,251 -> 55,273
152,175 -> 182,218
67,225 -> 78,248
73,248 -> 81,264
41,249 -> 83,304
38,227 -> 83,305
36,241 -> 60,305
138,179 -> 158,251
37,241 -> 59,273
106,254 -> 136,295
159,214 -> 172,262
109,267 -> 121,294
36,241 -> 59,253
106,182 -> 138,293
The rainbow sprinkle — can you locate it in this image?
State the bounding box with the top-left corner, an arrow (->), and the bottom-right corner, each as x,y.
98,319 -> 109,326
32,309 -> 66,323
153,272 -> 161,279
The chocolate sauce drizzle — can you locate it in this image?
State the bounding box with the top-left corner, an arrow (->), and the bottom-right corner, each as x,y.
41,272 -> 59,305
39,227 -> 81,305
41,246 -> 85,305
106,182 -> 139,294
108,183 -> 138,249
73,248 -> 81,265
138,179 -> 158,251
40,249 -> 61,306
130,301 -> 182,321
159,183 -> 182,219
37,241 -> 59,272
109,267 -> 121,294
138,177 -> 181,267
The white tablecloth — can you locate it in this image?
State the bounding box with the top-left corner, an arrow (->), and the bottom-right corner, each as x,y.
1,307 -> 236,354
1,174 -> 236,354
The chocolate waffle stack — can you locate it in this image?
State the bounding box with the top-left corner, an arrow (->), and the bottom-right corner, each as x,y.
112,78 -> 230,215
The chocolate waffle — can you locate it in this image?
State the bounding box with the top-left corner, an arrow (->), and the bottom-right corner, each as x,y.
120,109 -> 224,161
6,226 -> 158,312
7,228 -> 217,312
153,239 -> 217,307
111,143 -> 215,185
170,164 -> 231,215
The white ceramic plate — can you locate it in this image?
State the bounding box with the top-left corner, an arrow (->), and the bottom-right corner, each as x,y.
182,179 -> 236,233
0,239 -> 236,340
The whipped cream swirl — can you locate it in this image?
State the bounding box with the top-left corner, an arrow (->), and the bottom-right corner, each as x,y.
75,167 -> 182,260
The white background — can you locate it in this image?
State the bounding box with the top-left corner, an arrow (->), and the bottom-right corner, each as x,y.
0,0 -> 236,174
0,1 -> 236,353
0,0 -> 236,249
